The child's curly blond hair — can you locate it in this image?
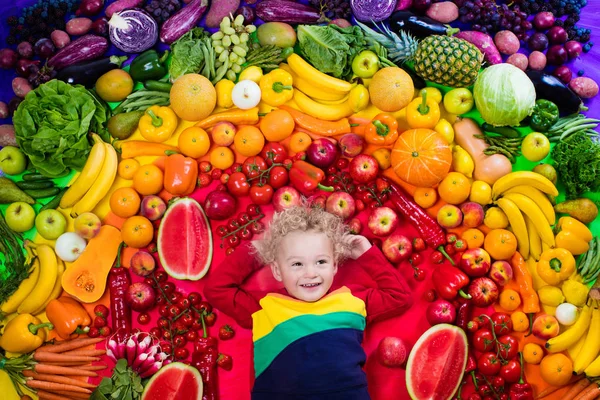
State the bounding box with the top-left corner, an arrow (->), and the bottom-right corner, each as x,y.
252,204 -> 351,266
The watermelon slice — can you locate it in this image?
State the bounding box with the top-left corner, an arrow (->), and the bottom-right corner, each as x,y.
405,324 -> 468,400
142,362 -> 203,400
157,198 -> 212,281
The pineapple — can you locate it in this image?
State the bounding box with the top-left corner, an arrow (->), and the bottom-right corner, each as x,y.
356,21 -> 484,87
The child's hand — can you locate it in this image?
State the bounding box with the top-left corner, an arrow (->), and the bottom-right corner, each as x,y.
342,234 -> 372,260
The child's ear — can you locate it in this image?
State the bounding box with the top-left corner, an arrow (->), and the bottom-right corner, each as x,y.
270,262 -> 283,282
333,263 -> 338,276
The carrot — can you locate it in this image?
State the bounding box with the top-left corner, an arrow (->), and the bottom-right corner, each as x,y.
34,352 -> 100,363
279,105 -> 351,136
560,377 -> 591,400
79,364 -> 107,371
113,140 -> 179,159
61,349 -> 106,357
35,364 -> 98,377
35,337 -> 104,353
574,382 -> 600,400
54,391 -> 91,399
22,370 -> 96,389
26,380 -> 92,394
35,390 -> 71,400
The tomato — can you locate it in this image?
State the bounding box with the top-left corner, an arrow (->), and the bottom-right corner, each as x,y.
268,166 -> 289,189
473,329 -> 495,352
250,221 -> 265,234
496,335 -> 518,360
239,228 -> 253,240
237,213 -> 251,225
227,234 -> 241,247
250,184 -> 274,205
478,352 -> 501,376
242,156 -> 267,178
467,320 -> 479,333
491,376 -> 505,390
260,142 -> 287,165
216,225 -> 228,237
246,204 -> 261,216
499,358 -> 521,383
477,384 -> 492,396
491,312 -> 513,335
227,172 -> 250,197
175,347 -> 189,360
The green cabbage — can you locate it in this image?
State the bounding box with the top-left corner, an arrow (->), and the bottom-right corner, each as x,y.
473,64 -> 536,127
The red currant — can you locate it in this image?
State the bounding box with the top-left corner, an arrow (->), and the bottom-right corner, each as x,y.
178,297 -> 191,310
162,330 -> 172,341
162,343 -> 173,355
169,292 -> 182,303
198,301 -> 213,314
168,305 -> 182,318
174,347 -> 189,360
144,277 -> 156,288
180,312 -> 194,327
157,317 -> 170,329
188,292 -> 201,305
155,271 -> 168,282
149,327 -> 162,338
155,295 -> 166,305
161,282 -> 176,295
174,335 -> 187,348
185,330 -> 198,341
158,305 -> 170,318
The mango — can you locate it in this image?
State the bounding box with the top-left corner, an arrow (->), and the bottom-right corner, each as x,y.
257,22 -> 297,48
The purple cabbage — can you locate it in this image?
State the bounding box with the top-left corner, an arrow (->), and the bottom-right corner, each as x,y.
108,8 -> 158,53
351,0 -> 397,22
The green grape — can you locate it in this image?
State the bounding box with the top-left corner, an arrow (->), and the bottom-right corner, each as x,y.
245,25 -> 257,34
231,64 -> 242,74
223,27 -> 236,36
222,35 -> 232,47
231,35 -> 240,45
212,31 -> 224,40
234,14 -> 245,26
235,57 -> 246,65
226,70 -> 237,81
220,16 -> 231,29
232,46 -> 247,57
214,45 -> 225,54
229,52 -> 239,62
219,50 -> 229,63
213,40 -> 222,47
240,33 -> 249,43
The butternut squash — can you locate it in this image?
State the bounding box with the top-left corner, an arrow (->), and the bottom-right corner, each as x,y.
453,117 -> 512,185
61,225 -> 122,303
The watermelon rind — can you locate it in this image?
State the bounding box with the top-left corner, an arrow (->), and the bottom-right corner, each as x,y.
405,323 -> 468,400
157,197 -> 213,281
142,362 -> 203,400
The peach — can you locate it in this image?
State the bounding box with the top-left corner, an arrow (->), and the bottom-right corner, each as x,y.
338,133 -> 364,158
532,315 -> 560,340
211,121 -> 236,147
141,195 -> 167,221
73,212 -> 102,240
489,261 -> 514,286
460,201 -> 484,228
130,250 -> 156,277
437,204 -> 463,229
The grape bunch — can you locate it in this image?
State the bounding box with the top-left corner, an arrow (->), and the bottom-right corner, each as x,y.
307,0 -> 351,20
455,0 -> 532,36
145,0 -> 182,24
211,15 -> 256,82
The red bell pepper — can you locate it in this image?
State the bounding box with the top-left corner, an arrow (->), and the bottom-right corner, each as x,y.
454,297 -> 472,331
192,314 -> 219,400
465,350 -> 477,373
432,265 -> 471,300
164,152 -> 198,195
508,353 -> 533,400
289,160 -> 333,195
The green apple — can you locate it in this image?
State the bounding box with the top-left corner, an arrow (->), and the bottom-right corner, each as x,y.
35,209 -> 67,240
0,146 -> 27,175
521,132 -> 550,162
351,50 -> 380,79
5,202 -> 35,232
443,88 -> 474,115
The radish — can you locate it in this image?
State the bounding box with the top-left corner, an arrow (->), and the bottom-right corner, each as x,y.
455,31 -> 502,65
55,232 -> 87,262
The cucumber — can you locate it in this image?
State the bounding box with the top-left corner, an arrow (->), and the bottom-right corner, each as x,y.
143,80 -> 173,93
22,169 -> 70,181
16,180 -> 54,190
39,188 -> 68,212
24,187 -> 61,199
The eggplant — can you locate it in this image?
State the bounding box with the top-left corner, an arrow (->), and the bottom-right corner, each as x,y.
389,11 -> 458,38
105,0 -> 144,18
56,55 -> 128,87
47,35 -> 108,70
526,70 -> 583,116
160,0 -> 208,44
256,0 -> 325,24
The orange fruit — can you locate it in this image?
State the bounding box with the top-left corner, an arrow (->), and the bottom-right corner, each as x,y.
484,229 -> 518,260
289,132 -> 312,153
499,289 -> 521,311
121,216 -> 154,248
372,148 -> 391,170
511,311 -> 529,333
132,164 -> 164,196
109,187 -> 141,218
462,228 -> 485,249
234,125 -> 265,157
540,354 -> 573,386
523,343 -> 544,364
210,146 -> 235,170
211,122 -> 236,146
260,109 -> 295,142
437,172 -> 471,204
413,187 -> 437,209
95,69 -> 133,102
178,126 -> 211,158
369,67 -> 414,112
170,74 -> 216,121
118,159 -> 140,180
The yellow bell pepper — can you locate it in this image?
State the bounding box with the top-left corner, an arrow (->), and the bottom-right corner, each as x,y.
259,69 -> 294,107
537,248 -> 576,286
555,216 -> 592,255
406,92 -> 440,129
0,314 -> 52,353
139,105 -> 178,143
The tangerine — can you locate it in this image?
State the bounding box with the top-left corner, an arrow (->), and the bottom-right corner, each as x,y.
413,187 -> 437,209
499,289 -> 521,311
121,215 -> 154,249
234,125 -> 265,156
462,228 -> 485,249
369,67 -> 414,112
170,74 -> 216,121
540,354 -> 573,386
372,148 -> 391,170
437,172 -> 471,204
484,229 -> 518,260
511,311 -> 529,333
118,159 -> 140,180
178,126 -> 211,158
210,146 -> 235,170
109,187 -> 141,218
132,164 -> 164,196
260,110 -> 295,142
523,343 -> 544,364
289,132 -> 312,153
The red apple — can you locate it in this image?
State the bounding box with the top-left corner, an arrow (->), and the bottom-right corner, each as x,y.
467,277 -> 499,307
382,233 -> 412,263
437,204 -> 463,229
348,217 -> 362,234
367,206 -> 399,236
130,250 -> 156,277
489,261 -> 514,286
377,337 -> 408,368
325,192 -> 356,220
204,191 -> 237,220
426,299 -> 457,325
532,315 -> 560,340
460,248 -> 492,277
306,138 -> 339,168
125,282 -> 156,312
140,195 -> 167,221
460,202 -> 485,228
273,186 -> 301,212
338,134 -> 364,158
349,154 -> 379,184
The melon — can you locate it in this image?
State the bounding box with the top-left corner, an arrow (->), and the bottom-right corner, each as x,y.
142,362 -> 203,400
157,197 -> 212,281
405,324 -> 468,400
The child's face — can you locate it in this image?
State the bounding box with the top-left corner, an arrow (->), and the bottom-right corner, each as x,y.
270,230 -> 338,302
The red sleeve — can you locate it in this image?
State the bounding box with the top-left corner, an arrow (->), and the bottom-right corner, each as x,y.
203,242 -> 263,329
350,246 -> 413,324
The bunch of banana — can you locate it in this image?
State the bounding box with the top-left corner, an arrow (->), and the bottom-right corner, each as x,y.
559,300 -> 600,377
492,171 -> 559,260
546,302 -> 593,353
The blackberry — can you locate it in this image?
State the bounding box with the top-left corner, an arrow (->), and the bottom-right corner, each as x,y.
531,3 -> 540,12
555,19 -> 564,26
565,17 -> 575,26
580,33 -> 590,42
6,36 -> 17,45
145,0 -> 182,24
7,16 -> 18,26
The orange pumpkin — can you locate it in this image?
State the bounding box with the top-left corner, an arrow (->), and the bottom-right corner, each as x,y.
391,128 -> 452,187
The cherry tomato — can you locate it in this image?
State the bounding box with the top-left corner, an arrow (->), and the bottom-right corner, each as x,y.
478,352 -> 501,376
268,166 -> 289,189
496,335 -> 519,360
327,165 -> 338,175
412,237 -> 426,252
336,158 -> 349,169
157,317 -> 170,329
158,305 -> 169,318
260,142 -> 287,165
473,329 -> 495,352
191,318 -> 203,332
143,277 -> 156,288
220,173 -> 230,185
478,384 -> 492,396
170,292 -> 182,303
225,247 -> 235,256
162,343 -> 173,355
155,271 -> 168,282
492,376 -> 505,390
149,326 -> 161,336
468,394 -> 482,400
250,221 -> 265,234
446,233 -> 458,244
137,313 -> 151,325
239,229 -> 253,240
216,225 -> 228,237
227,219 -> 240,232
237,213 -> 251,225
227,172 -> 250,197
249,184 -> 274,205
430,250 -> 444,264
161,282 -> 175,295
491,312 -> 513,335
444,243 -> 456,255
155,295 -> 166,305
474,315 -> 491,330
198,301 -> 213,314
246,204 -> 261,216
178,298 -> 190,310
185,330 -> 198,342
242,156 -> 267,178
227,234 -> 241,248
453,239 -> 467,252
175,347 -> 189,360
499,358 -> 521,383
409,253 -> 423,266
188,292 -> 201,305
467,320 -> 479,333
162,330 -> 172,341
168,305 -> 181,318
180,312 -> 194,327
414,268 -> 426,281
424,289 -> 437,302
174,335 -> 187,348
499,394 -> 509,400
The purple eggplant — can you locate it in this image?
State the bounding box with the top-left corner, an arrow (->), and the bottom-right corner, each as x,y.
256,0 -> 325,24
160,0 -> 209,44
105,0 -> 145,18
47,35 -> 108,70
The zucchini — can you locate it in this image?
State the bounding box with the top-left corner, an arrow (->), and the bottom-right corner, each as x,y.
16,180 -> 54,190
24,187 -> 61,199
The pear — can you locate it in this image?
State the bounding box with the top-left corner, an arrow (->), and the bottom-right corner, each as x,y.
107,110 -> 145,140
554,198 -> 598,224
0,177 -> 35,204
533,163 -> 557,185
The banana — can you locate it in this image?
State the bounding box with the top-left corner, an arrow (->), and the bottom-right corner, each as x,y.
501,193 -> 556,247
496,197 -> 530,259
546,304 -> 593,353
17,244 -> 58,314
574,305 -> 600,373
59,134 -> 107,209
287,53 -> 354,93
492,171 -> 559,200
504,185 -> 556,225
568,329 -> 588,361
280,63 -> 349,101
316,92 -> 351,105
32,258 -> 65,316
71,143 -> 118,218
524,215 -> 543,261
0,257 -> 40,314
293,90 -> 354,121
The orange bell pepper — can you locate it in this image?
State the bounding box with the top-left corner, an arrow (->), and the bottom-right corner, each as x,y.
45,297 -> 91,340
364,113 -> 399,146
164,152 -> 198,195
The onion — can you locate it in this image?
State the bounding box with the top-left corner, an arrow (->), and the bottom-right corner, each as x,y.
55,232 -> 87,262
553,65 -> 572,84
555,303 -> 578,326
533,11 -> 555,31
0,48 -> 18,69
528,32 -> 548,51
547,26 -> 568,44
108,8 -> 158,53
547,44 -> 568,66
565,40 -> 583,59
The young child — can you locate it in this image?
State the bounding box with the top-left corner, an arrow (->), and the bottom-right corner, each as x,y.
204,205 -> 413,400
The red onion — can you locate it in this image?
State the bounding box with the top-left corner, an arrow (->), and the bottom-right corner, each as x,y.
234,6 -> 255,24
547,26 -> 568,44
565,40 -> 583,59
17,42 -> 33,59
8,96 -> 23,114
76,0 -> 105,16
92,17 -> 110,37
109,9 -> 158,53
533,11 -> 555,31
553,65 -> 572,84
547,44 -> 568,65
528,32 -> 549,51
34,38 -> 56,59
413,0 -> 431,13
0,49 -> 18,69
15,59 -> 40,77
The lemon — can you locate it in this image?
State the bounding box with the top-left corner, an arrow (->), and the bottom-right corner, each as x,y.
348,84 -> 369,113
452,145 -> 474,178
470,180 -> 492,205
215,79 -> 235,109
238,66 -> 263,83
484,207 -> 509,229
420,87 -> 443,104
561,280 -> 589,307
538,285 -> 565,307
434,118 -> 454,144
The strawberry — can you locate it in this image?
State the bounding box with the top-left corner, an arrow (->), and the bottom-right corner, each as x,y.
199,161 -> 212,173
204,311 -> 216,327
93,316 -> 107,328
99,326 -> 112,337
88,327 -> 100,338
211,168 -> 223,180
375,178 -> 390,193
198,173 -> 212,187
94,304 -> 109,318
412,237 -> 426,252
217,353 -> 233,371
292,151 -> 306,161
219,325 -> 235,340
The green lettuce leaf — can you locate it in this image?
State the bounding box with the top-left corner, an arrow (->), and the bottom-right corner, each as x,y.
169,27 -> 210,81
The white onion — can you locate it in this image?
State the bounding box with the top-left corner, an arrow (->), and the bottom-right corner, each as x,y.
55,232 -> 87,262
555,303 -> 578,326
